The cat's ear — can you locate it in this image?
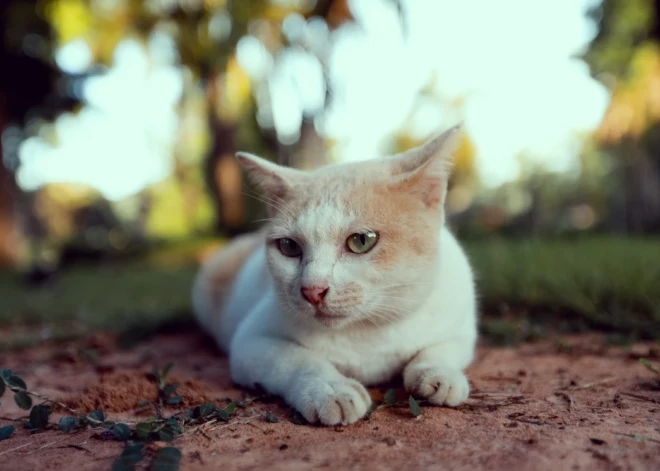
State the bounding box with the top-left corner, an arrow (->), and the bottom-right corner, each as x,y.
389,123 -> 463,208
235,152 -> 306,202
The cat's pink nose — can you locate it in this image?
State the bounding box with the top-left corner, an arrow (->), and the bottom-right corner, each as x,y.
301,286 -> 329,305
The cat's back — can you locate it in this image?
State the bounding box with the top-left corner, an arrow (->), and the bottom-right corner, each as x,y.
192,230 -> 267,348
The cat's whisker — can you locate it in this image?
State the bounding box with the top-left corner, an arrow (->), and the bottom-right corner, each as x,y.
372,282 -> 435,292
375,295 -> 424,304
242,190 -> 296,220
253,217 -> 287,225
370,304 -> 411,318
366,311 -> 398,327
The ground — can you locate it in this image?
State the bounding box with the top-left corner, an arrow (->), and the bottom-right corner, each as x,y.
1,236 -> 659,470
1,328 -> 658,471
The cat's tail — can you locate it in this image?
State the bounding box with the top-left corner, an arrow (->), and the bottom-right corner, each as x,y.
192,231 -> 264,342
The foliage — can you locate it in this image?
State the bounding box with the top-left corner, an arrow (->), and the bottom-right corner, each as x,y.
0,363 -> 262,470
0,360 -> 435,467
2,236 -> 658,350
583,0 -> 657,77
470,236 -> 660,339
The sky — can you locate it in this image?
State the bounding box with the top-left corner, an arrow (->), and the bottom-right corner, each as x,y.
15,0 -> 610,200
271,0 -> 610,186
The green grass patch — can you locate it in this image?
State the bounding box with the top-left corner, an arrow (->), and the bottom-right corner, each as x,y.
0,264 -> 198,349
0,236 -> 658,349
469,236 -> 660,341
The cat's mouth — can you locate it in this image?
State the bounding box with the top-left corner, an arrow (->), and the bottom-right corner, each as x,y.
313,309 -> 348,324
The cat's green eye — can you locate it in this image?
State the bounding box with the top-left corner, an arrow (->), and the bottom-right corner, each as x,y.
277,238 -> 302,257
346,231 -> 379,254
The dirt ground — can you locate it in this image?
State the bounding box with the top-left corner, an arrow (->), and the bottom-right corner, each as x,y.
0,329 -> 658,471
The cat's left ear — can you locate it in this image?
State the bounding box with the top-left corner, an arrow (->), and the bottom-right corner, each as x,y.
235,152 -> 306,201
390,123 -> 463,208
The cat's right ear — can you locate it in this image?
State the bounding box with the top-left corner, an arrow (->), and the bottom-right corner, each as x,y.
235,152 -> 305,201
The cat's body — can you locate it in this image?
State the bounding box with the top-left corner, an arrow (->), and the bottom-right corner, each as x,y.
193,125 -> 478,425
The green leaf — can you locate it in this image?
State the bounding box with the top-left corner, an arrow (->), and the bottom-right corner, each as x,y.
408,395 -> 422,417
158,426 -> 175,442
166,421 -> 182,436
59,416 -> 77,432
0,369 -> 12,380
161,363 -> 174,382
87,409 -> 105,425
28,404 -> 51,430
291,411 -> 308,425
151,446 -> 181,471
7,375 -> 27,390
383,389 -> 397,406
217,409 -> 229,422
224,401 -> 236,414
640,358 -> 660,376
112,442 -> 144,471
0,378 -> 5,398
162,384 -> 178,398
112,423 -> 132,441
135,422 -> 153,440
14,391 -> 32,410
195,402 -> 215,418
182,409 -> 194,423
151,366 -> 161,385
166,396 -> 182,405
265,411 -> 279,423
0,425 -> 15,441
103,420 -> 116,429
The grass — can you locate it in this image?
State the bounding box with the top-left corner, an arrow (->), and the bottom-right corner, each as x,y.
0,236 -> 658,349
470,236 -> 660,342
0,264 -> 199,349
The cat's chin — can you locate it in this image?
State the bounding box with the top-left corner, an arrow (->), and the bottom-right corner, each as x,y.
312,310 -> 351,328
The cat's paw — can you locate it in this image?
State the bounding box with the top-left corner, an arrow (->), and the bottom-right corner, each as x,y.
404,365 -> 469,407
296,377 -> 372,426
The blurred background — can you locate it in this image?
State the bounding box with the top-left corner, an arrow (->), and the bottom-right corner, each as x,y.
0,0 -> 659,348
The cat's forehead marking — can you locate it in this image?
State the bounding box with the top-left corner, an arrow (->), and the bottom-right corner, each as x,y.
294,195 -> 356,243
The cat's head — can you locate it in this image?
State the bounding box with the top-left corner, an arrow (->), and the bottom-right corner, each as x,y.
237,124 -> 462,329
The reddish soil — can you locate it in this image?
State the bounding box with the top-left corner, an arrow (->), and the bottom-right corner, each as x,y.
0,330 -> 658,471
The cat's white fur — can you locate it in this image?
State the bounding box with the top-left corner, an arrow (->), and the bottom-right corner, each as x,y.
192,124 -> 478,425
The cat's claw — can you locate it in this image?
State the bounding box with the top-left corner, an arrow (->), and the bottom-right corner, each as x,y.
296,377 -> 372,425
404,366 -> 469,407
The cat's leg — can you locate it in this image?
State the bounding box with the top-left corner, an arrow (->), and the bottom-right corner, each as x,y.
230,334 -> 372,425
402,339 -> 474,407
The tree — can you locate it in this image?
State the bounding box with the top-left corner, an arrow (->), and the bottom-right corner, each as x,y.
583,0 -> 660,233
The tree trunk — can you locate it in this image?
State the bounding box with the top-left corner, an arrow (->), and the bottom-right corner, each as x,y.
204,110 -> 246,236
0,92 -> 24,267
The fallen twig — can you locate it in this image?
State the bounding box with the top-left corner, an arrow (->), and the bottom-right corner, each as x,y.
613,432 -> 660,444
57,444 -> 92,453
554,391 -> 574,410
0,416 -> 24,423
26,434 -> 78,455
209,413 -> 262,432
23,390 -> 79,416
568,378 -> 617,390
618,392 -> 660,404
508,417 -> 548,426
0,441 -> 32,457
464,394 -> 527,410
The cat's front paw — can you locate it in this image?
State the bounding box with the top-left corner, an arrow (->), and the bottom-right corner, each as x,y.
404,365 -> 469,407
296,377 -> 372,426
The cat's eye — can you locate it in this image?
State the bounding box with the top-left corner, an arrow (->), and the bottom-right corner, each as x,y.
277,238 -> 302,257
346,231 -> 379,254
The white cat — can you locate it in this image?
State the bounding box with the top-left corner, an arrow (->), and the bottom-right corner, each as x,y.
192,124 -> 478,425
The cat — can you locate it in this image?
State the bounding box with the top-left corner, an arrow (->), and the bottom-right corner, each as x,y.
192,124 -> 478,425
